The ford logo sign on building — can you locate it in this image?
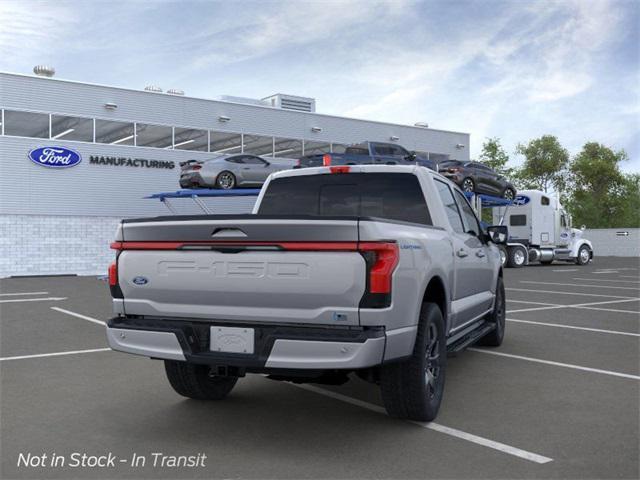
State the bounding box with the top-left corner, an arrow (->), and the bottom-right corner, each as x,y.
28,146 -> 82,168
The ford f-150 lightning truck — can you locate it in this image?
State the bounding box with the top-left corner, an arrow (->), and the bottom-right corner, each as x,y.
107,165 -> 507,421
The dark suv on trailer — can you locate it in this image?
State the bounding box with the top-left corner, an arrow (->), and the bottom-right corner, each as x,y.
438,160 -> 516,200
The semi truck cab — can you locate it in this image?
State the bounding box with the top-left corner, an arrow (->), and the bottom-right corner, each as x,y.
492,189 -> 593,267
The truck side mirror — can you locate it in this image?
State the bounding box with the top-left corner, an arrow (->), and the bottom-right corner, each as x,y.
486,225 -> 508,244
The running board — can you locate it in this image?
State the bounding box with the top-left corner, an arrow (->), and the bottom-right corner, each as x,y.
446,322 -> 495,353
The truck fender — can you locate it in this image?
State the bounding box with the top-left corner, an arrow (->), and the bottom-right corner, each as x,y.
570,239 -> 593,258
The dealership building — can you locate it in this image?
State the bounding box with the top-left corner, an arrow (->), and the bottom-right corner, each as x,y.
0,69 -> 470,277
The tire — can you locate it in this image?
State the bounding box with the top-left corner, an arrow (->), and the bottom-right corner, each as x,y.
215,171 -> 236,190
503,188 -> 516,201
497,245 -> 507,267
164,361 -> 238,400
380,303 -> 446,422
478,277 -> 506,347
461,177 -> 475,193
576,245 -> 591,265
506,246 -> 526,268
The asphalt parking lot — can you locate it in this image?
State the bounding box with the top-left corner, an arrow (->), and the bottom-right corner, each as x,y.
1,256 -> 638,479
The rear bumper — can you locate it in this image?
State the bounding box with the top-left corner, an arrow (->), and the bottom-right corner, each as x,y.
106,316 -> 386,371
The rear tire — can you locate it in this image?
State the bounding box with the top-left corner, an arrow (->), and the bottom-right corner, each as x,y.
164,361 -> 238,400
380,303 -> 446,422
497,245 -> 507,267
462,177 -> 475,193
478,277 -> 506,347
216,171 -> 236,190
506,246 -> 526,268
503,188 -> 516,200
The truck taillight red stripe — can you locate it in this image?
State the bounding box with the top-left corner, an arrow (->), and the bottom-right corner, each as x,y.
322,154 -> 332,166
359,242 -> 399,294
108,262 -> 118,286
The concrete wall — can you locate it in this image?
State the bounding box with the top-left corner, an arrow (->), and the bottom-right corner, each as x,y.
584,228 -> 640,257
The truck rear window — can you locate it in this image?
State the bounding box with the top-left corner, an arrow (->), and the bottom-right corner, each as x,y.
258,173 -> 432,225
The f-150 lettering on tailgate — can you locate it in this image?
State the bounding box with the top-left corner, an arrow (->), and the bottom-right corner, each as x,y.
157,260 -> 310,279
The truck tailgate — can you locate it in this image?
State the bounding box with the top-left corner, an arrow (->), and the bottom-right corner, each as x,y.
113,217 -> 366,326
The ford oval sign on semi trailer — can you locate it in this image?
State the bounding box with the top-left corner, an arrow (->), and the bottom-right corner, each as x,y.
28,146 -> 82,168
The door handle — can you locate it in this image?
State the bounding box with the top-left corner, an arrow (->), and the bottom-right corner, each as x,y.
456,248 -> 468,258
476,250 -> 486,258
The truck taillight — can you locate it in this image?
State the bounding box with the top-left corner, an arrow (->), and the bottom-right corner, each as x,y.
108,261 -> 123,298
322,154 -> 332,166
330,166 -> 350,174
108,262 -> 118,286
359,242 -> 399,308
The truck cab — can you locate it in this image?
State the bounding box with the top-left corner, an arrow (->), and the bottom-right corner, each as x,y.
492,190 -> 593,267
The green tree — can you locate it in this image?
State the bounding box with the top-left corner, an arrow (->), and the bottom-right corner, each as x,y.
566,142 -> 638,228
479,137 -> 512,176
515,135 -> 569,193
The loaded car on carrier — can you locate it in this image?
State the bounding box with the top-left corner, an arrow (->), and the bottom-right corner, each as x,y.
107,165 -> 507,421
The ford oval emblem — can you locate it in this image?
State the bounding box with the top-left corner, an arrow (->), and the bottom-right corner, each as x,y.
513,195 -> 530,206
132,276 -> 149,286
28,146 -> 82,168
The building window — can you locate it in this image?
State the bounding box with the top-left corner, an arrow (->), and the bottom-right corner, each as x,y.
303,140 -> 331,156
243,134 -> 274,156
273,137 -> 303,158
3,110 -> 49,138
210,131 -> 243,154
173,127 -> 208,151
50,114 -> 93,142
135,123 -> 173,148
95,119 -> 135,145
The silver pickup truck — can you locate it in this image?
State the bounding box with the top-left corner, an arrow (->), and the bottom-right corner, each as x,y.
106,165 -> 508,421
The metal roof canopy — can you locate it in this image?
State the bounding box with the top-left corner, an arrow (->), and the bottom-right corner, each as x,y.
146,188 -> 261,214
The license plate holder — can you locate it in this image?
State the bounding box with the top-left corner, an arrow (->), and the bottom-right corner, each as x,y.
210,326 -> 255,354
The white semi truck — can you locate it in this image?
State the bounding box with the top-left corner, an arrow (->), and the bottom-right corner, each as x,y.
485,189 -> 594,268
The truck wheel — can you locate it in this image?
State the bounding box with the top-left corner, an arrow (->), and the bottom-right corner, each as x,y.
478,277 -> 506,347
462,178 -> 475,193
164,361 -> 238,400
380,303 -> 446,422
506,246 -> 526,268
576,245 -> 591,265
497,245 -> 507,267
216,171 -> 236,189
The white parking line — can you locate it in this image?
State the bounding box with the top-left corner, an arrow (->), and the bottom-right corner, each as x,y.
292,384 -> 553,464
0,348 -> 111,362
507,318 -> 640,337
572,278 -> 640,284
468,349 -> 640,380
0,297 -> 67,304
620,275 -> 640,279
51,307 -> 105,326
507,287 -> 638,299
0,291 -> 49,296
507,297 -> 640,314
520,281 -> 640,291
552,269 -> 579,272
593,271 -> 620,274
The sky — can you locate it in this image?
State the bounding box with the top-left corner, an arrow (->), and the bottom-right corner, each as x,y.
1,0 -> 638,172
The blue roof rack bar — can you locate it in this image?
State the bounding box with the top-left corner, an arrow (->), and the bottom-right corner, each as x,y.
146,188 -> 261,214
146,188 -> 261,200
463,191 -> 513,207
